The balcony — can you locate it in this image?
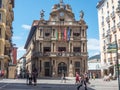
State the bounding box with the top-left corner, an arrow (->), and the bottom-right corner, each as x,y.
106,29 -> 110,36
111,26 -> 116,33
110,11 -> 115,19
5,40 -> 11,47
102,33 -> 105,38
103,46 -> 106,52
32,52 -> 84,57
108,58 -> 113,65
117,22 -> 120,29
101,21 -> 104,27
106,16 -> 110,23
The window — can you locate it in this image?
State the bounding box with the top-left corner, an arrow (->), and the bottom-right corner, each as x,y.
39,43 -> 42,52
107,11 -> 109,16
73,47 -> 80,52
58,47 -> 66,52
40,29 -> 42,37
43,47 -> 51,52
118,39 -> 120,49
111,0 -> 113,4
107,2 -> 109,8
73,33 -> 80,36
44,62 -> 50,68
101,8 -> 103,14
75,62 -> 80,67
0,28 -> 1,38
0,0 -> 2,8
45,32 -> 50,36
39,60 -> 41,72
0,13 -> 1,22
53,29 -> 55,37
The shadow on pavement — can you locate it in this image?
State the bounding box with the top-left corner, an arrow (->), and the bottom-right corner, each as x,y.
0,82 -> 95,90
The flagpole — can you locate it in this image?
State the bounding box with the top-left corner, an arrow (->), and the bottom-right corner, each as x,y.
115,34 -> 120,90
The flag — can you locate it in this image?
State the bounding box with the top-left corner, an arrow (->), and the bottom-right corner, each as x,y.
58,30 -> 61,40
67,27 -> 71,41
107,42 -> 117,53
64,27 -> 67,40
56,30 -> 58,40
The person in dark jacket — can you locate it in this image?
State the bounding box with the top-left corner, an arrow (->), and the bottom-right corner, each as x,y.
32,67 -> 38,86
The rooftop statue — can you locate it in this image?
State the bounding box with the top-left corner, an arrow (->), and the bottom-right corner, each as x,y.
40,9 -> 45,20
80,10 -> 84,19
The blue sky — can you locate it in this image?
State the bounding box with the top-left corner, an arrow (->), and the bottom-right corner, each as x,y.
12,0 -> 100,59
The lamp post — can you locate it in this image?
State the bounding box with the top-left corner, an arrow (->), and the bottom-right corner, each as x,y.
116,1 -> 120,90
115,35 -> 120,90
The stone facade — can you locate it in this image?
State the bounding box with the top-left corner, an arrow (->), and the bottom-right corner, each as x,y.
0,0 -> 14,78
97,0 -> 120,77
25,1 -> 88,77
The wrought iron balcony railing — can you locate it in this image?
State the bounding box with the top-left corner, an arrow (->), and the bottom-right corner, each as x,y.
32,51 -> 87,57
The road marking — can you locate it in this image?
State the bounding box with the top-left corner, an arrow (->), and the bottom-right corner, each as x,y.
0,83 -> 9,89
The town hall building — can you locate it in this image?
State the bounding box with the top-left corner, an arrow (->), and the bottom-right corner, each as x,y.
24,0 -> 88,77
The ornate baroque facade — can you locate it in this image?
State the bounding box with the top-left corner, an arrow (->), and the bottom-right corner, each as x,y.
0,0 -> 14,78
25,1 -> 88,77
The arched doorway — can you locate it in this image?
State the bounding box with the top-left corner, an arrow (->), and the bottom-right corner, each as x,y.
58,62 -> 67,77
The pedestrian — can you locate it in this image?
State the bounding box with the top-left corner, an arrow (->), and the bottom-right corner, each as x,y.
93,73 -> 96,80
77,74 -> 87,90
61,72 -> 66,83
26,69 -> 29,85
75,72 -> 80,84
84,72 -> 90,84
32,67 -> 38,86
29,72 -> 32,85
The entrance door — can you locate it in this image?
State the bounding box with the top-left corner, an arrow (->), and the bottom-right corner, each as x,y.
45,69 -> 50,76
44,62 -> 50,76
58,62 -> 67,76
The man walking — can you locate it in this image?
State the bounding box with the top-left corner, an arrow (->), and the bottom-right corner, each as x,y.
77,74 -> 87,90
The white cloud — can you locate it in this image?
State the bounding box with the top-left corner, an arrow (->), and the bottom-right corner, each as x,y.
21,24 -> 31,30
17,46 -> 26,59
17,46 -> 26,52
12,36 -> 22,40
87,38 -> 100,50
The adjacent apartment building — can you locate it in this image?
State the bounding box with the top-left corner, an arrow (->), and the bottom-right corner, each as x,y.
97,0 -> 120,77
0,0 -> 14,78
24,1 -> 88,77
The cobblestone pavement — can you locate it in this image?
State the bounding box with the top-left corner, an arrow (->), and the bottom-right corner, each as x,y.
0,78 -> 118,90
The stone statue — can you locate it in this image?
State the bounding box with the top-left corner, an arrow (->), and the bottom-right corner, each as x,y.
40,9 -> 45,20
60,0 -> 63,3
66,4 -> 72,10
80,10 -> 84,19
52,4 -> 58,9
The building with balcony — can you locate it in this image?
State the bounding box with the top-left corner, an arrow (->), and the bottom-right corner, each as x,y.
97,0 -> 120,77
24,1 -> 88,77
0,0 -> 14,78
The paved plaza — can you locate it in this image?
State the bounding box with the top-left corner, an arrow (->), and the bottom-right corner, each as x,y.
0,78 -> 118,90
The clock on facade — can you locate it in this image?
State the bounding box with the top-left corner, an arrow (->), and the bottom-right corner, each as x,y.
60,12 -> 64,17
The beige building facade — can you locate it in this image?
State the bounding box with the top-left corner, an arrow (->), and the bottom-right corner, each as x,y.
97,0 -> 120,77
0,0 -> 14,78
25,1 -> 88,77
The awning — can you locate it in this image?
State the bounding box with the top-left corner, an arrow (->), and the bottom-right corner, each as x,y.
101,65 -> 114,69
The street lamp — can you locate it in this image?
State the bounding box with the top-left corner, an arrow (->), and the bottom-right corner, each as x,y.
115,35 -> 120,90
116,1 -> 120,89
